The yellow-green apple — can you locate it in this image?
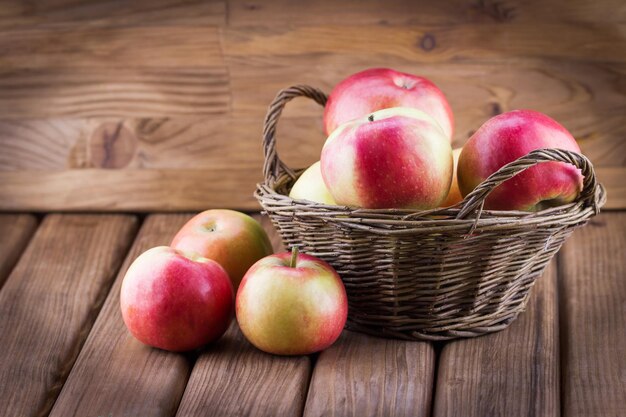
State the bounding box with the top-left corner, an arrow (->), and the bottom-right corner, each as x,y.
324,67 -> 454,140
458,109 -> 583,211
120,246 -> 234,352
236,249 -> 347,356
320,107 -> 453,209
289,161 -> 336,205
171,209 -> 273,290
442,148 -> 463,206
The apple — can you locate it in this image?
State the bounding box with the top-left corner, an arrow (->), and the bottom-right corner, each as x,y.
323,67 -> 454,140
320,107 -> 453,209
236,249 -> 348,356
120,246 -> 234,352
171,209 -> 273,290
441,148 -> 463,206
457,109 -> 583,211
289,161 -> 337,205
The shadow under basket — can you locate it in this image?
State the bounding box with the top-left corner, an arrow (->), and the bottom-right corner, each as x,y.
255,85 -> 607,341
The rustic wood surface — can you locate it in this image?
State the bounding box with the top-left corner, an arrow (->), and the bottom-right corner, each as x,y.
304,331 -> 435,417
433,262 -> 559,417
0,214 -> 137,417
559,212 -> 626,417
0,0 -> 623,211
0,212 -> 623,416
0,214 -> 37,288
49,214 -> 193,417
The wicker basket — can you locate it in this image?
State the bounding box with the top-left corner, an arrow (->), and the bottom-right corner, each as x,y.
255,85 -> 607,341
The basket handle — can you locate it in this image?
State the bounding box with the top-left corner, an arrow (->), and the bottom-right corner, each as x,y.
456,148 -> 603,220
262,85 -> 328,183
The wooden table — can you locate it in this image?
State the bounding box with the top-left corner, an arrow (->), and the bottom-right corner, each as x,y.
0,1 -> 624,416
0,212 -> 624,417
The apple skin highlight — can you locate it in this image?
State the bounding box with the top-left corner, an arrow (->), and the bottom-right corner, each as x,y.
458,109 -> 583,211
323,67 -> 454,140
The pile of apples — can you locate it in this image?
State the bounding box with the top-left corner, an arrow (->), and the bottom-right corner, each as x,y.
121,209 -> 347,355
290,68 -> 584,212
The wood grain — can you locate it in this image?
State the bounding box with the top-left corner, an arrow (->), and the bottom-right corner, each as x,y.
0,67 -> 230,119
0,214 -> 137,417
303,331 -> 435,417
175,322 -> 311,417
0,214 -> 37,288
0,0 -> 226,29
0,26 -> 224,69
559,212 -> 626,417
50,214 -> 195,417
229,0 -> 626,26
432,261 -> 559,417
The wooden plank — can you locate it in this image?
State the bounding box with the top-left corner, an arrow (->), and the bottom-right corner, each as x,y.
229,0 -> 626,26
303,331 -> 435,417
559,212 -> 626,417
0,214 -> 137,417
0,0 -> 225,29
175,322 -> 311,417
0,168 -> 261,211
432,261 -> 559,417
0,67 -> 230,119
0,115 -> 323,171
50,214 -> 194,417
0,214 -> 37,288
0,26 -> 224,69
224,25 -> 624,64
175,213 -> 311,417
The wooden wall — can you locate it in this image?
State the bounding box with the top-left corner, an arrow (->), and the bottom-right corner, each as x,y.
0,0 -> 624,211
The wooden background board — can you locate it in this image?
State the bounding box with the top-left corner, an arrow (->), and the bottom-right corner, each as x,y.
0,0 -> 624,211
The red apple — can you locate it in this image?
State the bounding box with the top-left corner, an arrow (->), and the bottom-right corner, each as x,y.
323,67 -> 454,139
120,246 -> 234,352
171,209 -> 273,290
236,249 -> 348,356
289,161 -> 337,205
321,107 -> 453,209
442,148 -> 463,207
458,109 -> 583,211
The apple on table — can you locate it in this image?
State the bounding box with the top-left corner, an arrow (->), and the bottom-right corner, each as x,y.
236,249 -> 348,356
120,246 -> 234,352
171,209 -> 273,290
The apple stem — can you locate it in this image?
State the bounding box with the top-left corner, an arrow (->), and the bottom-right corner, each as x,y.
290,246 -> 299,268
368,114 -> 374,122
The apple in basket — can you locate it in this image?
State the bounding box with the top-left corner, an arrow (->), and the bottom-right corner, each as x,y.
120,246 -> 234,352
320,107 -> 453,209
457,109 -> 584,211
441,147 -> 463,207
323,67 -> 454,140
171,209 -> 273,290
289,161 -> 337,205
236,249 -> 347,356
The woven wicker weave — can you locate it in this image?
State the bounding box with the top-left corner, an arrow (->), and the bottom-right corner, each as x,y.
255,85 -> 607,341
